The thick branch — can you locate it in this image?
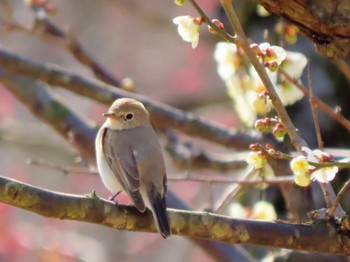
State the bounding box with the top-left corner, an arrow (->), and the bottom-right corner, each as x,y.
1,175 -> 349,255
0,48 -> 266,150
258,0 -> 350,59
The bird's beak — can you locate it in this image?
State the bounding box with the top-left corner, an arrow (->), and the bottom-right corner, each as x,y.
102,112 -> 114,118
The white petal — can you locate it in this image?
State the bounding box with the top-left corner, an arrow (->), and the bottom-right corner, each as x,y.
272,46 -> 287,64
312,167 -> 338,183
276,83 -> 304,106
282,51 -> 307,78
173,16 -> 200,48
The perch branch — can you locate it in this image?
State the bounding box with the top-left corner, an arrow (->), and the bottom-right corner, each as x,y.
0,175 -> 349,255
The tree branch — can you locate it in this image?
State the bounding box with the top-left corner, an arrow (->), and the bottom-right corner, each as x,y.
1,175 -> 349,255
28,4 -> 122,87
0,47 -> 267,150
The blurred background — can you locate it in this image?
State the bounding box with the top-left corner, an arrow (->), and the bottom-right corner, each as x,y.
0,0 -> 349,261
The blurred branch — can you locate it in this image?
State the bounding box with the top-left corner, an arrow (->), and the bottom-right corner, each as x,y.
28,158 -> 293,185
0,175 -> 349,255
0,48 -> 267,150
214,167 -> 257,213
329,179 -> 350,217
0,72 -> 253,262
27,159 -> 97,175
0,73 -> 97,158
2,3 -> 122,87
169,173 -> 293,185
165,130 -> 247,172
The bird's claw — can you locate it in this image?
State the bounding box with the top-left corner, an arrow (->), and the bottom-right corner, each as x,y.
85,189 -> 98,198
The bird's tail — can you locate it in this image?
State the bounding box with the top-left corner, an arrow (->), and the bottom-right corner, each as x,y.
148,189 -> 171,238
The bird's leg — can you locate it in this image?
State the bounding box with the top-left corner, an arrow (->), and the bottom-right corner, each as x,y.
109,191 -> 121,202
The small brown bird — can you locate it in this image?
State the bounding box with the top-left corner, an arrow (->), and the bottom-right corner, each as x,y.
95,98 -> 170,238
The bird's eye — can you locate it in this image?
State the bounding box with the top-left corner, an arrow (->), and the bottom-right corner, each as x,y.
125,113 -> 133,120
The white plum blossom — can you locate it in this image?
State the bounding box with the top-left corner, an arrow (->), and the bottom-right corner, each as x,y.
277,51 -> 307,105
249,51 -> 307,106
213,41 -> 306,127
226,76 -> 257,126
302,147 -> 338,183
290,147 -> 338,186
214,42 -> 239,81
173,15 -> 201,49
251,42 -> 287,71
312,167 -> 338,183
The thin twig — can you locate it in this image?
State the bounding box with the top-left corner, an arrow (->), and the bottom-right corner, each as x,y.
307,62 -> 323,149
165,130 -> 247,172
214,166 -> 258,213
334,59 -> 350,84
279,67 -> 350,133
27,158 -> 289,186
169,173 -> 293,185
27,159 -> 97,175
328,179 -> 350,217
188,0 -> 235,43
10,5 -> 122,87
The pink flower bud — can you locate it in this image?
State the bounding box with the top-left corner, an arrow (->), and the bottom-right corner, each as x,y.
272,123 -> 287,138
208,19 -> 224,34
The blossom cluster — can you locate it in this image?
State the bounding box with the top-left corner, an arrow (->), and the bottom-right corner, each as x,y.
214,42 -> 307,126
290,147 -> 338,187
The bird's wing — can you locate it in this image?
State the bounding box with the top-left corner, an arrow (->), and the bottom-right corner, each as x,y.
130,126 -> 170,237
102,128 -> 145,212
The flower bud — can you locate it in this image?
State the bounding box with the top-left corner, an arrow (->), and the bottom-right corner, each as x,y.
208,19 -> 224,34
249,143 -> 260,151
264,61 -> 279,72
272,123 -> 287,138
255,119 -> 269,132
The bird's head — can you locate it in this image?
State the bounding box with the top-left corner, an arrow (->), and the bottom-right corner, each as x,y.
103,98 -> 150,130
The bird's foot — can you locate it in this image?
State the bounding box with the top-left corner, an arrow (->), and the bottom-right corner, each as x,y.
85,189 -> 99,198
